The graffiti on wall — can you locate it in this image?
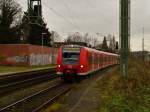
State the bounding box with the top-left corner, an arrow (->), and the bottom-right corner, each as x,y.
7,56 -> 28,63
4,53 -> 57,66
29,54 -> 50,65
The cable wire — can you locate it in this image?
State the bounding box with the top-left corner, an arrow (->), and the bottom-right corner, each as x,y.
61,0 -> 80,30
42,1 -> 80,31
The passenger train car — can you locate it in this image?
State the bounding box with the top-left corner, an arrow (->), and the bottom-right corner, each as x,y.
57,45 -> 119,81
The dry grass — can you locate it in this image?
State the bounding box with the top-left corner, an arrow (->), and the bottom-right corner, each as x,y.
43,103 -> 63,112
96,58 -> 150,112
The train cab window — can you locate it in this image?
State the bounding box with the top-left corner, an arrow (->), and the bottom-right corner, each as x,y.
62,52 -> 80,64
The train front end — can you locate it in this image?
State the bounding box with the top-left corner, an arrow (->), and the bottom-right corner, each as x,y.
57,45 -> 82,81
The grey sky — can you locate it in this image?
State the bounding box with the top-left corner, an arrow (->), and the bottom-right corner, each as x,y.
17,0 -> 150,51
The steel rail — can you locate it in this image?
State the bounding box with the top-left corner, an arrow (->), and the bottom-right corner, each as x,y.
0,82 -> 63,112
32,85 -> 71,112
0,73 -> 58,95
0,75 -> 51,88
0,68 -> 56,85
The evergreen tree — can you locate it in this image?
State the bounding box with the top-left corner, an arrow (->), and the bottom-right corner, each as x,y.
102,36 -> 108,51
116,41 -> 119,50
21,11 -> 51,46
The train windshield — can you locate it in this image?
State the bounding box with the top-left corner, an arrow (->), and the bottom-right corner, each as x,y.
62,48 -> 80,64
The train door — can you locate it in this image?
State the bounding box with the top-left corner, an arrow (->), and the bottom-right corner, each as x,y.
102,53 -> 104,68
92,52 -> 94,71
98,53 -> 100,68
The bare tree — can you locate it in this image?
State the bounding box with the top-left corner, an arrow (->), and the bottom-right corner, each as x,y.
65,34 -> 72,43
0,0 -> 22,28
108,35 -> 117,53
0,0 -> 22,43
91,37 -> 98,47
83,33 -> 91,44
66,32 -> 83,42
112,36 -> 116,51
72,32 -> 83,42
109,37 -> 113,52
51,31 -> 60,42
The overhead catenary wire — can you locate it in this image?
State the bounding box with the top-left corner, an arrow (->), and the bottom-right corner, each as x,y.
61,0 -> 103,34
61,0 -> 81,30
42,1 -> 80,31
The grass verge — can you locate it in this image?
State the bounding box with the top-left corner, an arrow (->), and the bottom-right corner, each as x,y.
96,59 -> 150,112
0,65 -> 56,74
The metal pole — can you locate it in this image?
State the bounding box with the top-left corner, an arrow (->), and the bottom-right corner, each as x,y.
42,33 -> 43,65
142,27 -> 144,61
120,0 -> 130,79
42,33 -> 46,65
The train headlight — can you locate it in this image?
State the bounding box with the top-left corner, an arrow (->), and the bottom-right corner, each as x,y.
80,65 -> 84,68
58,65 -> 61,68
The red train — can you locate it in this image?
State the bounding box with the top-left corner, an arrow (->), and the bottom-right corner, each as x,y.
57,45 -> 119,81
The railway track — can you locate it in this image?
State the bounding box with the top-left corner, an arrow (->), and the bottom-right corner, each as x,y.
0,67 -> 56,85
0,67 -> 57,95
0,73 -> 58,95
0,82 -> 71,112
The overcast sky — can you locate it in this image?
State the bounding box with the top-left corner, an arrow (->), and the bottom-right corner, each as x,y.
17,0 -> 150,51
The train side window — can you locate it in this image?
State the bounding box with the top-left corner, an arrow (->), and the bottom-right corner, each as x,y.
102,55 -> 103,63
89,52 -> 93,65
99,54 -> 101,64
102,55 -> 103,64
104,55 -> 105,64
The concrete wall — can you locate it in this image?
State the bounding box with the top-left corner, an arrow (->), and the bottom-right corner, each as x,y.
0,44 -> 58,66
